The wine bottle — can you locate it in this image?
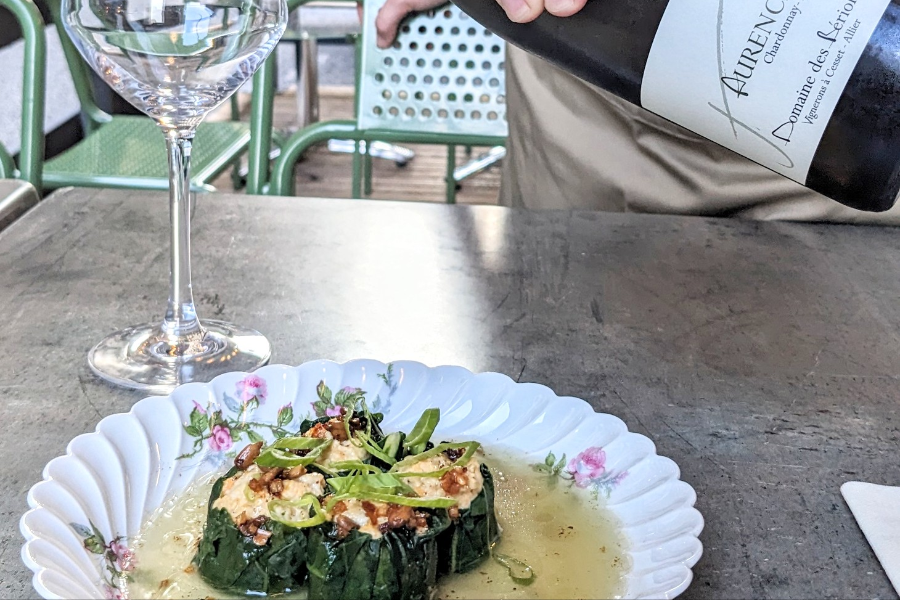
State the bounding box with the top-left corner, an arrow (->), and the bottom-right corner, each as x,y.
451,0 -> 900,213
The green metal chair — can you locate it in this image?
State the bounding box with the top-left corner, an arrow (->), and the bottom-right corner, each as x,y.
0,0 -> 46,188
0,0 -> 284,195
269,0 -> 508,202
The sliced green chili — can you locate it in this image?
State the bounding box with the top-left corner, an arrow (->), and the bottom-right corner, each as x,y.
328,472 -> 416,496
390,441 -> 481,478
256,438 -> 331,468
267,494 -> 327,528
273,436 -> 332,451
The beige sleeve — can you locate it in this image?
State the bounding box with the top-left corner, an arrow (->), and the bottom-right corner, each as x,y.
499,44 -> 900,225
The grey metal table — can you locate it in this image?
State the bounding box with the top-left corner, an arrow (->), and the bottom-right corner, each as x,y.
2,187 -> 899,599
0,179 -> 38,232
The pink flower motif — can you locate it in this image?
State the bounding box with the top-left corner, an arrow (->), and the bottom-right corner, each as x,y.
325,406 -> 343,417
567,446 -> 607,488
110,540 -> 136,572
192,400 -> 206,414
236,375 -> 267,403
103,585 -> 124,600
209,424 -> 233,452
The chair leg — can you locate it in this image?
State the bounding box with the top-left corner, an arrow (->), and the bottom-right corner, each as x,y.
363,143 -> 373,196
297,36 -> 320,127
352,141 -> 363,199
231,158 -> 244,190
446,144 -> 457,204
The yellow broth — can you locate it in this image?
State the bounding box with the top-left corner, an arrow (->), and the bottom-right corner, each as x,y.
127,448 -> 629,599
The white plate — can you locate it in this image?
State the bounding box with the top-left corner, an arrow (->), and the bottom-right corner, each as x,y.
19,359 -> 703,599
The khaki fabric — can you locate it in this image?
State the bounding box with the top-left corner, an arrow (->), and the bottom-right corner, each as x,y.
499,45 -> 900,225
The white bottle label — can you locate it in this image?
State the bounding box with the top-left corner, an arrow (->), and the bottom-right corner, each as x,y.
641,0 -> 890,183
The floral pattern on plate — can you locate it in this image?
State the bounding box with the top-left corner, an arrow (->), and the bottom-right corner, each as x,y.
179,375 -> 294,459
71,522 -> 134,599
533,448 -> 629,499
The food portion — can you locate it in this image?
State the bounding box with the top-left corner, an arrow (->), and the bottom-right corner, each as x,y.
194,407 -> 500,598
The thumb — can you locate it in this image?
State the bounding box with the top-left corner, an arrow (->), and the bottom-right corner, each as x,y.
496,0 -> 544,23
375,0 -> 412,48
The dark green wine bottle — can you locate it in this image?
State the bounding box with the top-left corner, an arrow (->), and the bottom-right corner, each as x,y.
452,0 -> 900,213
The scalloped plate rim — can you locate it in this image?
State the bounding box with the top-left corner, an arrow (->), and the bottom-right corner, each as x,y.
19,358 -> 705,600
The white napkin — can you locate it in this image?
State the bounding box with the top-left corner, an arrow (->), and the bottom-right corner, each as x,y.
841,481 -> 900,595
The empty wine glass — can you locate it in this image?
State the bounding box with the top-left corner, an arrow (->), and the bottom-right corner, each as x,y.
62,0 -> 287,393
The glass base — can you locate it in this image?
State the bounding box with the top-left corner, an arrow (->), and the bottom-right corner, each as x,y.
87,319 -> 272,395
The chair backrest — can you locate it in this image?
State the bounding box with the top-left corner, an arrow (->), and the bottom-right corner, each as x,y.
0,0 -> 46,188
47,0 -> 113,132
357,0 -> 508,138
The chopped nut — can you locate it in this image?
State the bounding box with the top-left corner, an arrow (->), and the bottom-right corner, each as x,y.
361,501 -> 380,525
252,529 -> 273,546
234,442 -> 263,470
183,564 -> 195,574
284,465 -> 307,479
440,467 -> 469,495
306,423 -> 331,439
268,478 -> 284,496
448,505 -> 461,520
325,418 -> 349,441
238,516 -> 268,537
335,514 -> 359,538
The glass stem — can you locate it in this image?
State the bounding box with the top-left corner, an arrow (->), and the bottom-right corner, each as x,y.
162,129 -> 204,351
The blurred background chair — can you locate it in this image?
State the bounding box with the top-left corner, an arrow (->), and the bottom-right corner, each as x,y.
285,0 -> 416,168
0,0 -> 288,196
269,0 -> 508,202
0,0 -> 45,189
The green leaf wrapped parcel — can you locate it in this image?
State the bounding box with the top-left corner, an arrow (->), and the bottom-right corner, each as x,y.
195,468 -> 309,595
193,403 -> 505,599
439,463 -> 500,574
306,511 -> 451,600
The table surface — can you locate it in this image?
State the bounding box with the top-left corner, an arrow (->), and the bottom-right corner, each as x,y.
3,186 -> 899,599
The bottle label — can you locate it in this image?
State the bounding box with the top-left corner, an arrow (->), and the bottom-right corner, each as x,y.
641,0 -> 890,183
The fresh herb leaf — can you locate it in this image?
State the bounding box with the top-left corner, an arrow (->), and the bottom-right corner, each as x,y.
404,408 -> 440,455
382,432 -> 403,460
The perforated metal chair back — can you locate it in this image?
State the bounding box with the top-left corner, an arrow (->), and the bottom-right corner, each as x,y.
357,0 -> 508,137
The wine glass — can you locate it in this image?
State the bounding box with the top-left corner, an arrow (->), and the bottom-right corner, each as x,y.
61,0 -> 287,393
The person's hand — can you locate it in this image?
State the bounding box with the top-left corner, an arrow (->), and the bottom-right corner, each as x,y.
375,0 -> 587,48
375,0 -> 448,48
